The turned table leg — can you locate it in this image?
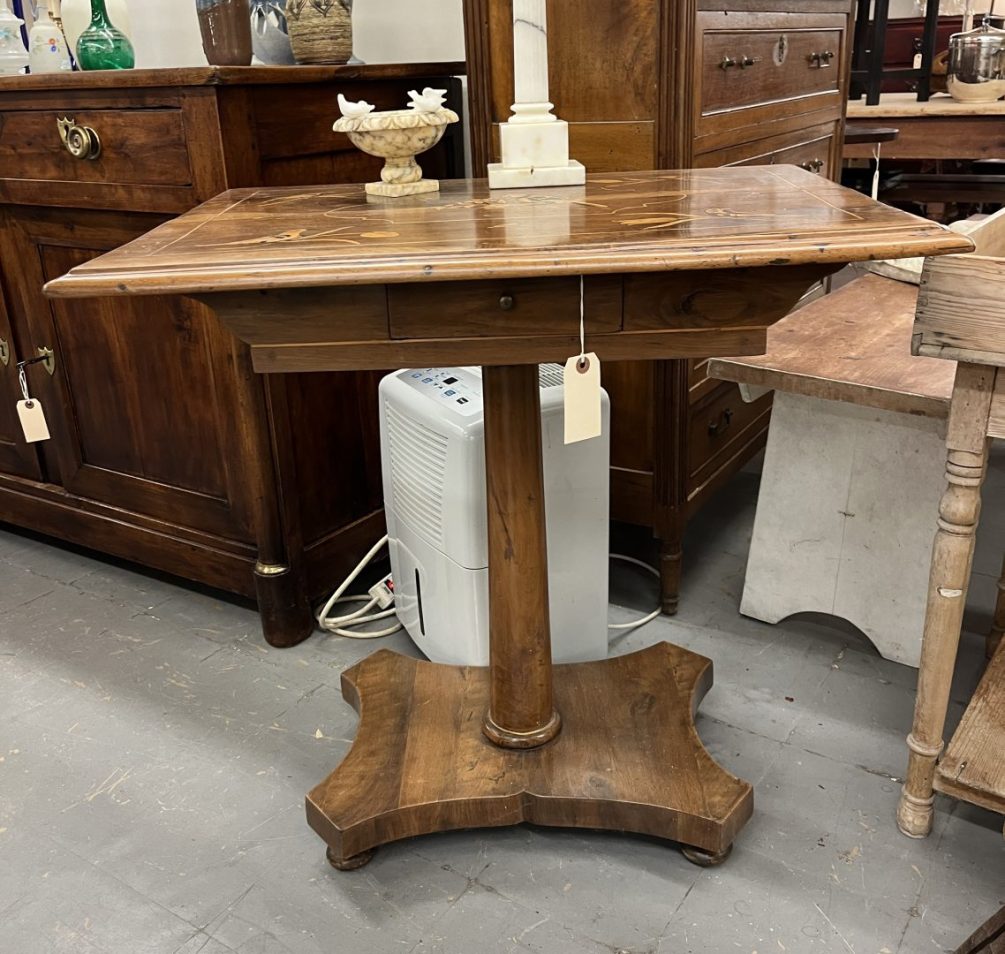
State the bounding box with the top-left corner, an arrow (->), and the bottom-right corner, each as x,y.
898,364 -> 995,838
481,364 -> 562,749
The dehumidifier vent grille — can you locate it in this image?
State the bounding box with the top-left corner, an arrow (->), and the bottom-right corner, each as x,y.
538,364 -> 565,389
384,401 -> 448,546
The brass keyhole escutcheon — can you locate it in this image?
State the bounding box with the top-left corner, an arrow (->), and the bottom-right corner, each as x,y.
57,117 -> 102,161
37,346 -> 55,375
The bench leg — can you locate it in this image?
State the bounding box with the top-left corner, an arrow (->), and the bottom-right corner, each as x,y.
898,364 -> 995,838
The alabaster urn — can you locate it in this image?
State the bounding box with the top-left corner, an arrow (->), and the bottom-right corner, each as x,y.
333,90 -> 459,198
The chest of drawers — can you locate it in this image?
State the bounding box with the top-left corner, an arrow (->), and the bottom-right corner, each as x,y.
0,65 -> 463,647
464,0 -> 853,612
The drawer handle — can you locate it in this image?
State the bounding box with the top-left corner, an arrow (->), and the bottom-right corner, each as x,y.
807,50 -> 835,69
739,55 -> 761,69
499,294 -> 516,311
708,408 -> 734,437
57,117 -> 102,161
719,56 -> 737,70
799,158 -> 825,174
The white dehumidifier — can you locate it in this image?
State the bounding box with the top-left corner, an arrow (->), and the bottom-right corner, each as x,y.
378,365 -> 610,666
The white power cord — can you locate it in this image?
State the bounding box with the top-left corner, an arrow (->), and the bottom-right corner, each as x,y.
318,541 -> 661,640
608,553 -> 663,632
316,535 -> 403,640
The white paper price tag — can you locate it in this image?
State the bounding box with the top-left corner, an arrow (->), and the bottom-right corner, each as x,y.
17,399 -> 50,443
563,352 -> 602,445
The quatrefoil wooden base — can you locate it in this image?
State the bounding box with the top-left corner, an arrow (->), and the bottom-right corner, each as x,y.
306,642 -> 753,867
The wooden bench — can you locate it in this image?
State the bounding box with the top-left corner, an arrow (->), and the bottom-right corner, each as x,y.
710,273 -> 957,667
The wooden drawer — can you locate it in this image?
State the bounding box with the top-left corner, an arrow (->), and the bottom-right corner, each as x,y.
688,381 -> 772,485
0,106 -> 193,200
389,275 -> 623,339
695,123 -> 837,179
695,12 -> 846,139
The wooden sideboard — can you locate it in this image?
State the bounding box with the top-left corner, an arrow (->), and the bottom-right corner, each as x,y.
464,0 -> 853,611
0,64 -> 464,647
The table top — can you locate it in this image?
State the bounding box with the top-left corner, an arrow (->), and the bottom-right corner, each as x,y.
0,63 -> 467,93
45,167 -> 971,299
847,92 -> 1005,118
709,274 -> 955,419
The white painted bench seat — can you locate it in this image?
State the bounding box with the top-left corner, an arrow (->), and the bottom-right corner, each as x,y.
709,274 -> 956,668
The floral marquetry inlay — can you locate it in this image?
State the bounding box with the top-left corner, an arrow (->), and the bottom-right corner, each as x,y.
46,167 -> 973,298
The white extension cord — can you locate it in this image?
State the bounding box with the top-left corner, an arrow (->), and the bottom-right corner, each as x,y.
608,554 -> 663,632
317,539 -> 663,641
316,535 -> 403,640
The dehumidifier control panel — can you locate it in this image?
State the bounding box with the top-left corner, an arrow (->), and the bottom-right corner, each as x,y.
399,368 -> 483,417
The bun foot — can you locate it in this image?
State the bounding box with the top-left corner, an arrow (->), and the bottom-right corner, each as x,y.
681,843 -> 733,867
326,846 -> 376,871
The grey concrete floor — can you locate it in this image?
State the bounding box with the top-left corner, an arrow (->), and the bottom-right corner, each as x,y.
2,457 -> 1004,954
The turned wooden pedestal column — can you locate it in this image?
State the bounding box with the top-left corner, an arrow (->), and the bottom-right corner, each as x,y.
482,364 -> 561,749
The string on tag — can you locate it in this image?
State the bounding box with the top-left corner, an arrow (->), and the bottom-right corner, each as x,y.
18,363 -> 32,408
871,143 -> 882,202
577,275 -> 588,373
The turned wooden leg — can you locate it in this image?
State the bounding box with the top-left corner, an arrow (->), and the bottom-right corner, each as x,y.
480,364 -> 562,750
326,846 -> 375,871
988,553 -> 1005,660
659,529 -> 683,617
898,364 -> 995,839
681,844 -> 733,867
233,341 -> 314,648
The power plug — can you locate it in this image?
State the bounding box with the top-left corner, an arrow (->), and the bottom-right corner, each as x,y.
368,574 -> 395,609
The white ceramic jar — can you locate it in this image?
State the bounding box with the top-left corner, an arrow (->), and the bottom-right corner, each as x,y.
28,0 -> 70,71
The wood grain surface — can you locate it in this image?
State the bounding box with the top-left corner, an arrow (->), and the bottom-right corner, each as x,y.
45,167 -> 971,298
937,643 -> 1005,813
710,274 -> 956,418
306,644 -> 753,863
0,63 -> 466,93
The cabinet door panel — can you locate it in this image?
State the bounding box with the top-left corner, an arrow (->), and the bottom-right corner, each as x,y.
0,285 -> 43,480
2,210 -> 254,543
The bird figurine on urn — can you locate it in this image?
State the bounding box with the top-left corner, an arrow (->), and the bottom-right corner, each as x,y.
333,90 -> 458,198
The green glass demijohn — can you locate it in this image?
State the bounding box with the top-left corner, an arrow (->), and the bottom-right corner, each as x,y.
75,0 -> 134,70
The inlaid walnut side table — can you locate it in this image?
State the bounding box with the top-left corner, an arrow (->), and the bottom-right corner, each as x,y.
46,168 -> 968,869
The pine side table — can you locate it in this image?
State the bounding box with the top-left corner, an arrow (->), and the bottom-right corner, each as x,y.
46,167 -> 968,868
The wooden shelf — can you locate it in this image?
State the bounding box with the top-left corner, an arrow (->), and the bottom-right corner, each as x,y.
937,644 -> 1005,815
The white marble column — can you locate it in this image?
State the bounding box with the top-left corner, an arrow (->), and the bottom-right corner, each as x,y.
511,0 -> 552,119
488,0 -> 584,188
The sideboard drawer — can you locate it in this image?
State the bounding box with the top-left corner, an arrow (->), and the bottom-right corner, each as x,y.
688,382 -> 772,487
695,123 -> 837,180
388,275 -> 624,339
696,12 -> 846,137
0,107 -> 193,190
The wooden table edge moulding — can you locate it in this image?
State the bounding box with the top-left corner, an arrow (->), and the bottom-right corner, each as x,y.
45,167 -> 969,869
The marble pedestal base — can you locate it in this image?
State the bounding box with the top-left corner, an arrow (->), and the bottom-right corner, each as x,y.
366,179 -> 440,198
488,160 -> 586,189
741,390 -> 947,668
488,115 -> 585,189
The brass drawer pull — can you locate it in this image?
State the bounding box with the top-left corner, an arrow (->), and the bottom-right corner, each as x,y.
739,55 -> 761,69
719,56 -> 737,70
57,117 -> 102,160
499,294 -> 516,311
0,337 -> 8,367
807,50 -> 835,69
800,158 -> 825,174
708,407 -> 733,437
